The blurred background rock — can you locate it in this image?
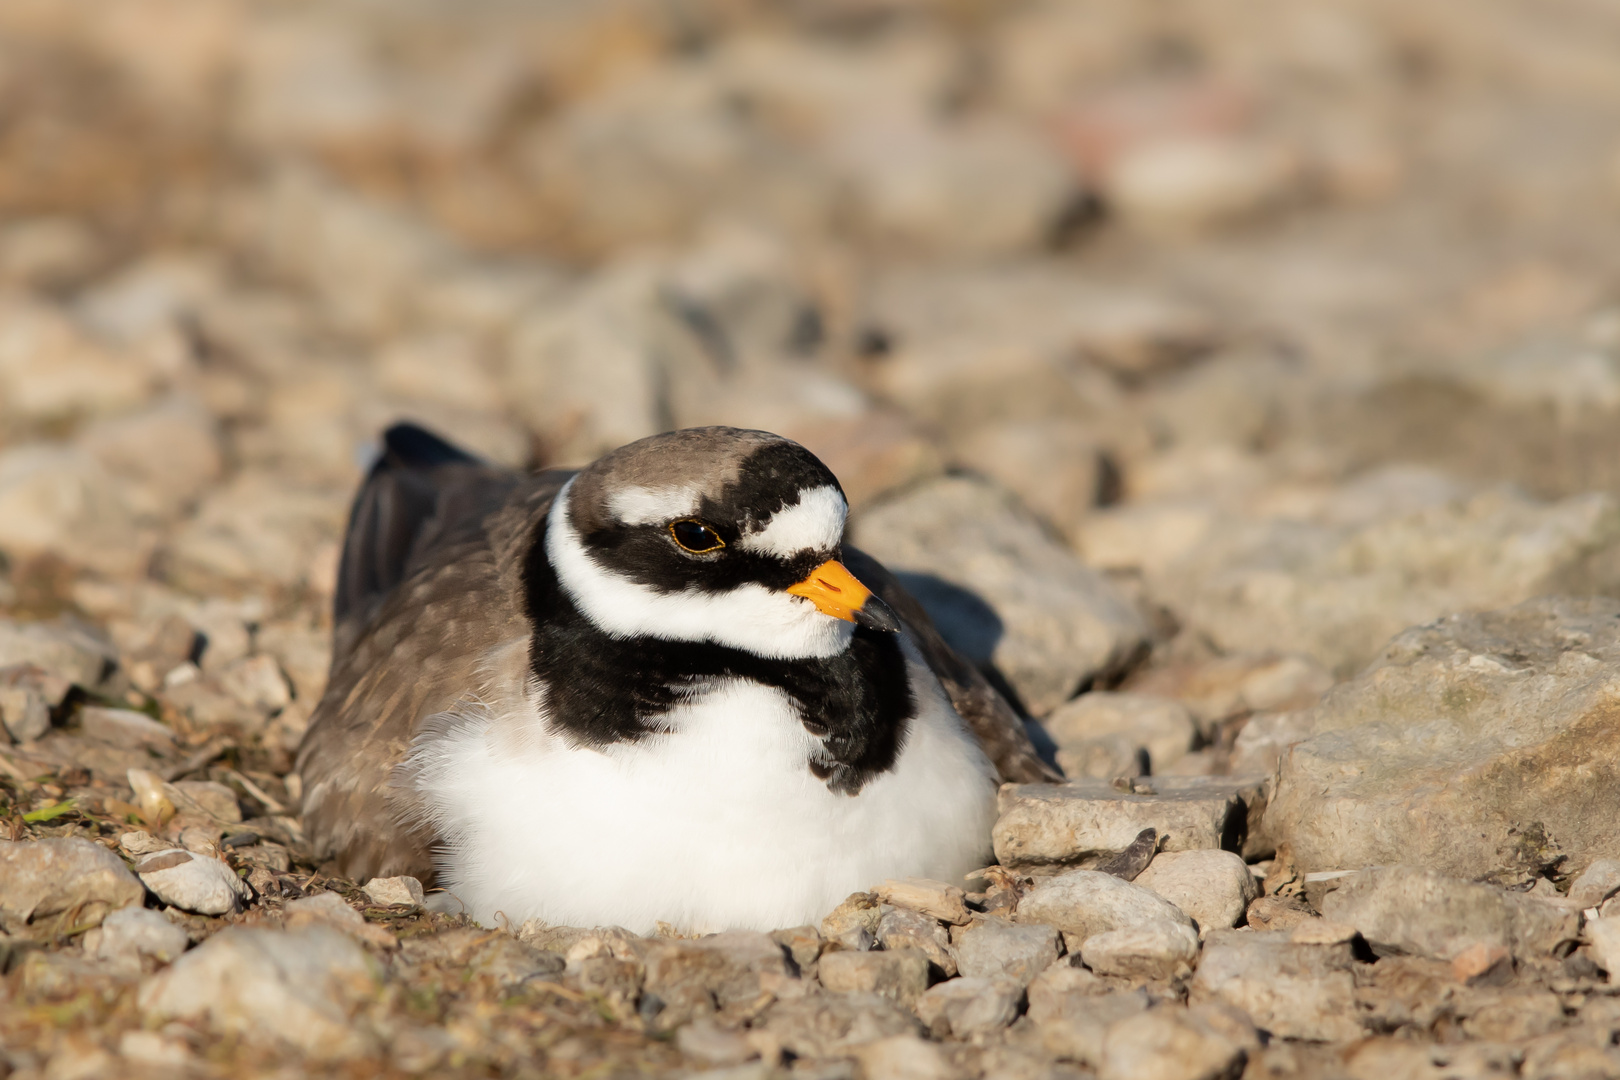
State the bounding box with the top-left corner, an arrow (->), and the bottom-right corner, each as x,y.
2,0 -> 1620,765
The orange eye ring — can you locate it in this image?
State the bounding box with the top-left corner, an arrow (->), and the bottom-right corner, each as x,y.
670,519 -> 726,554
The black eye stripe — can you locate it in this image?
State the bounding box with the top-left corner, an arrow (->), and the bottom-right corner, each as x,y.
670,519 -> 725,554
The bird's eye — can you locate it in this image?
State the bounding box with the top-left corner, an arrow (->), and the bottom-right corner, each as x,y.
670,519 -> 725,554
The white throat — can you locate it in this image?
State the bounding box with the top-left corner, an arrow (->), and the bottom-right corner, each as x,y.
546,478 -> 854,660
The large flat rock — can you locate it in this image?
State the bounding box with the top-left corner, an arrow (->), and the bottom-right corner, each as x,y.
1266,597 -> 1620,879
993,777 -> 1268,870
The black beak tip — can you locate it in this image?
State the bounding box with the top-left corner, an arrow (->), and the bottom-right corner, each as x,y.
856,595 -> 902,633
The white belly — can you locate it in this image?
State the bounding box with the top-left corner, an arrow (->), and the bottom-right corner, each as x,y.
408,648 -> 998,933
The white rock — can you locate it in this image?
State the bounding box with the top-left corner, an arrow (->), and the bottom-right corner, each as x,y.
1587,917 -> 1620,985
851,1033 -> 960,1080
138,925 -> 379,1060
0,295 -> 155,421
0,837 -> 146,933
0,618 -> 116,690
0,446 -> 149,576
1570,860 -> 1620,911
216,654 -> 292,714
1044,693 -> 1197,775
0,683 -> 50,741
1017,870 -> 1194,949
117,1030 -> 193,1068
1104,135 -> 1298,233
90,905 -> 190,965
1133,850 -> 1259,937
80,706 -> 176,751
135,849 -> 252,916
875,878 -> 970,925
1080,920 -> 1200,981
851,474 -> 1148,713
363,875 -> 425,908
1190,930 -> 1363,1042
77,397 -> 223,519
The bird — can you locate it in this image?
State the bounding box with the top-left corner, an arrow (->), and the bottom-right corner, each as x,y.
297,422 -> 1055,933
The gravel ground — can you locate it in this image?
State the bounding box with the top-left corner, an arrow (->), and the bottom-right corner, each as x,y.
4,2 -> 1620,1078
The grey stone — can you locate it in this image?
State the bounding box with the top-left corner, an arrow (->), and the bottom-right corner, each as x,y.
0,838 -> 145,932
79,706 -> 176,751
758,992 -> 919,1059
953,917 -> 1060,989
1044,693 -> 1197,775
1098,1003 -> 1259,1080
1017,871 -> 1194,949
818,948 -> 929,1007
87,906 -> 190,966
1080,921 -> 1200,981
1319,866 -> 1578,962
362,875 -> 425,908
1569,860 -> 1620,910
877,906 -> 956,976
0,446 -> 150,576
850,474 -> 1148,714
284,891 -> 398,950
78,396 -> 223,520
0,618 -> 116,690
134,849 -> 252,916
1028,966 -> 1151,1068
1133,850 -> 1259,936
138,925 -> 380,1060
0,682 -> 50,741
993,777 -> 1265,870
1267,597 -> 1620,879
915,976 -> 1020,1039
1190,930 -> 1364,1042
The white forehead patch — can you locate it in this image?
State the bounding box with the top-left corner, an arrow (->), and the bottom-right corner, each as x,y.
738,486 -> 847,559
606,484 -> 701,526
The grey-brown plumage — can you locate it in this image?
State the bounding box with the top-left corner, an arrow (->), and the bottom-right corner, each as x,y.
297,424 -> 1056,885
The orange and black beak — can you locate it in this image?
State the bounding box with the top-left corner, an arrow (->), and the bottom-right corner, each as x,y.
786,560 -> 902,632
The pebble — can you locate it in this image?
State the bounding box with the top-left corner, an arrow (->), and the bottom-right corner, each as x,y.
1585,917 -> 1620,985
1318,865 -> 1578,963
1097,1003 -> 1259,1080
1017,870 -> 1194,953
915,977 -> 1021,1039
876,906 -> 956,976
79,706 -> 176,751
134,848 -> 252,916
0,618 -> 116,691
0,680 -> 50,741
1190,929 -> 1363,1042
850,1033 -> 961,1080
818,948 -> 930,1007
1133,849 -> 1259,936
0,837 -> 145,932
1080,920 -> 1200,981
1568,859 -> 1620,910
362,875 -> 425,908
874,878 -> 971,926
1043,692 -> 1197,775
284,891 -> 398,950
993,777 -> 1263,871
138,926 -> 380,1060
952,917 -> 1060,988
758,992 -> 919,1059
85,905 -> 189,966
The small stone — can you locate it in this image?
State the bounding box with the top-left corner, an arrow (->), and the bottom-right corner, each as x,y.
759,992 -> 919,1059
1134,849 -> 1258,936
818,948 -> 929,1007
1290,920 -> 1358,946
1190,929 -> 1363,1042
118,830 -> 171,857
676,1018 -> 756,1067
875,878 -> 971,925
138,926 -> 380,1060
821,891 -> 883,946
1245,894 -> 1317,932
915,976 -> 1020,1039
216,654 -> 292,714
0,683 -> 49,741
135,849 -> 251,916
1569,860 -> 1620,910
362,875 -> 425,908
1044,693 -> 1197,775
1017,870 -> 1195,949
0,837 -> 145,933
118,1030 -> 193,1069
1319,866 -> 1578,962
90,905 -> 189,966
1098,1003 -> 1259,1080
1027,966 -> 1151,1067
850,1033 -> 961,1080
877,906 -> 956,976
1081,920 -> 1200,981
952,917 -> 1061,989
1587,917 -> 1620,985
0,618 -> 116,690
79,706 -> 175,751
993,777 -> 1264,871
284,891 -> 398,950
771,925 -> 823,973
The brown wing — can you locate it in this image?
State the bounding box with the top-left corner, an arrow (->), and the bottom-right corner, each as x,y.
844,546 -> 1062,785
297,424 -> 572,883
